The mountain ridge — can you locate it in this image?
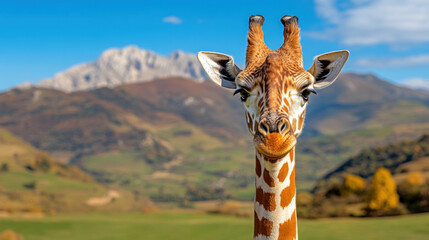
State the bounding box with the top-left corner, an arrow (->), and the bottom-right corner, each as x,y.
31,46 -> 208,92
19,45 -> 429,95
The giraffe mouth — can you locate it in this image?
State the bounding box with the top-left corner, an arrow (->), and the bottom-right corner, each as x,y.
254,132 -> 296,160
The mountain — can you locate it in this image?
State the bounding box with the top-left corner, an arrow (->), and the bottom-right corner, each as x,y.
2,78 -> 245,160
303,72 -> 429,137
399,78 -> 429,93
34,46 -> 208,92
2,73 -> 429,198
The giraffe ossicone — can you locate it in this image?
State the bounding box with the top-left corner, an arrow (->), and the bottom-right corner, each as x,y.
198,15 -> 349,240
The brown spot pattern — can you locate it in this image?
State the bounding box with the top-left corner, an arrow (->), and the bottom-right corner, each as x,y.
289,148 -> 294,162
246,112 -> 253,133
255,187 -> 276,211
255,156 -> 262,177
263,168 -> 275,187
259,82 -> 264,92
278,210 -> 297,240
278,162 -> 289,182
283,97 -> 290,107
280,167 -> 295,208
297,118 -> 303,131
254,211 -> 273,237
258,98 -> 264,108
298,109 -> 306,130
282,106 -> 288,113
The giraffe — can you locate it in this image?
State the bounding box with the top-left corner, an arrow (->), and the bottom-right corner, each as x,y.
197,15 -> 348,240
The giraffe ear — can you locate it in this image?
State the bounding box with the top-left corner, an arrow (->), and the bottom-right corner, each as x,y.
197,51 -> 242,89
308,50 -> 349,89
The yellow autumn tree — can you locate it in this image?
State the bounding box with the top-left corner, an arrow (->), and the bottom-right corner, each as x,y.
0,230 -> 23,240
343,174 -> 366,193
367,168 -> 399,211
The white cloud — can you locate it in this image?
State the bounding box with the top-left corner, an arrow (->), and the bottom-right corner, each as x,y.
313,0 -> 429,46
162,16 -> 182,24
315,0 -> 340,24
354,54 -> 429,68
399,78 -> 429,92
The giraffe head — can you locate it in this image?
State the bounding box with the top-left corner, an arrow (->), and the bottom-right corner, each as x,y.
198,15 -> 348,161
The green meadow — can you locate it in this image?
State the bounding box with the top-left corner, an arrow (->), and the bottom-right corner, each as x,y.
1,212 -> 428,240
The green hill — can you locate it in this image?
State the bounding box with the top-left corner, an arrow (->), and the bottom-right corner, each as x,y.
317,134 -> 429,185
312,133 -> 429,197
305,134 -> 429,217
0,127 -> 102,214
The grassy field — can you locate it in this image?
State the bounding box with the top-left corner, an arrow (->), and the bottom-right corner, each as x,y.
1,212 -> 428,240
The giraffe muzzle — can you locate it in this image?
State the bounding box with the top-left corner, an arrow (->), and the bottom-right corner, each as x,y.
254,114 -> 296,160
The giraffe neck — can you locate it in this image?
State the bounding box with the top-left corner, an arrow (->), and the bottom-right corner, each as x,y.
254,147 -> 297,240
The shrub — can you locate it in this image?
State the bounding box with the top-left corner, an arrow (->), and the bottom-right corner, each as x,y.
0,163 -> 9,172
25,204 -> 43,214
296,192 -> 314,218
343,174 -> 366,194
398,172 -> 429,213
0,230 -> 23,240
216,201 -> 251,217
23,181 -> 36,190
406,172 -> 425,186
186,186 -> 226,201
366,168 -> 399,212
34,155 -> 51,172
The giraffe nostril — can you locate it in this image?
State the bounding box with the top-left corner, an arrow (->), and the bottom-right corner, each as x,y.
279,120 -> 290,134
258,121 -> 269,136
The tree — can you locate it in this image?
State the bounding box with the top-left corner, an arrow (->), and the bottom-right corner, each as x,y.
397,172 -> 427,213
0,230 -> 23,240
367,168 -> 399,211
343,174 -> 366,194
0,163 -> 9,172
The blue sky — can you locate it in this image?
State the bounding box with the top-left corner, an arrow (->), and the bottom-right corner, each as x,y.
1,0 -> 429,91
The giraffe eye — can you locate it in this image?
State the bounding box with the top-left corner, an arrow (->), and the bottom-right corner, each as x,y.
233,88 -> 250,102
240,91 -> 249,102
301,88 -> 317,101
